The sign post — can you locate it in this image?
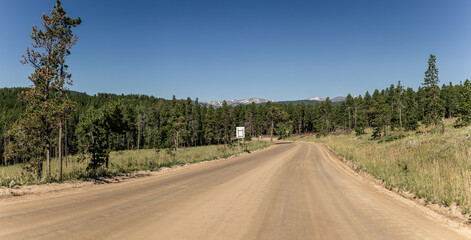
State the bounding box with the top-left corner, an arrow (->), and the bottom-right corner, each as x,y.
236,127 -> 245,152
236,127 -> 245,139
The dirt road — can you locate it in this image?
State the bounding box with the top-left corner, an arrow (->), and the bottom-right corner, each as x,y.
0,142 -> 469,239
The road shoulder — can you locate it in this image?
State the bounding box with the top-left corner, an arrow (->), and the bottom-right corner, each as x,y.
310,141 -> 471,237
0,143 -> 278,204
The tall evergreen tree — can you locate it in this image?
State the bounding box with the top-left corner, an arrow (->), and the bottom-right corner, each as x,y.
344,94 -> 355,131
220,101 -> 234,144
395,81 -> 404,132
203,105 -> 217,145
455,79 -> 471,127
370,89 -> 389,138
245,103 -> 256,137
317,98 -> 333,135
441,82 -> 458,119
4,0 -> 81,179
266,104 -> 288,142
354,95 -> 366,135
77,102 -> 128,170
191,98 -> 201,146
363,91 -> 372,127
422,54 -> 445,128
403,87 -> 419,131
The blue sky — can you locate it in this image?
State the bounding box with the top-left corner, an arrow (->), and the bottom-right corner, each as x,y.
1,0 -> 470,101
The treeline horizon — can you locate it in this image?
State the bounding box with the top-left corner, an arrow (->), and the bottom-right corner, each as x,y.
2,59 -> 471,167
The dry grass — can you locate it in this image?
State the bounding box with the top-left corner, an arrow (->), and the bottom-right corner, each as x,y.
292,119 -> 471,213
0,140 -> 272,187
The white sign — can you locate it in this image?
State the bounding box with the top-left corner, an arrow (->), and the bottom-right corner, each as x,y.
236,127 -> 245,139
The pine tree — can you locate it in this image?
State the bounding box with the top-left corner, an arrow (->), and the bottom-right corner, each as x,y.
386,84 -> 396,131
203,105 -> 217,145
416,87 -> 426,121
363,91 -> 372,127
318,98 -> 333,135
220,101 -> 234,144
191,98 -> 201,146
345,94 -> 355,131
245,103 -> 256,137
354,95 -> 366,135
171,116 -> 187,162
254,104 -> 268,137
403,87 -> 419,131
442,82 -> 458,119
75,102 -> 127,170
4,0 -> 81,179
370,89 -> 389,138
422,54 -> 445,128
395,81 -> 404,132
266,104 -> 288,142
455,79 -> 471,127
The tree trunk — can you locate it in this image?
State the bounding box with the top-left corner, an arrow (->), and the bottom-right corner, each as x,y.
270,119 -> 274,142
137,120 -> 141,153
441,117 -> 445,134
399,106 -> 403,132
59,121 -> 63,181
106,134 -> 110,168
147,129 -> 150,149
3,123 -> 6,165
175,131 -> 178,162
65,120 -> 69,168
38,156 -> 43,181
348,112 -> 351,130
298,118 -> 302,134
354,106 -> 357,129
128,132 -> 131,150
46,148 -> 50,178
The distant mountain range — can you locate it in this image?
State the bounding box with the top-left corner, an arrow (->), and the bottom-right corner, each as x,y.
199,96 -> 351,107
2,87 -> 351,108
199,98 -> 276,107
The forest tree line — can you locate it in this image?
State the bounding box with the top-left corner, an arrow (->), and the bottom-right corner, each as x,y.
2,55 -> 471,169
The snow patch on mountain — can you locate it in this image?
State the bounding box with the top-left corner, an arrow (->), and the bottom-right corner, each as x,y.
307,95 -> 358,102
307,97 -> 326,101
200,98 -> 276,107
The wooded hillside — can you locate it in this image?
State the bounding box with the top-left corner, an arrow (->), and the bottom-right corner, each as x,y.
2,73 -> 471,167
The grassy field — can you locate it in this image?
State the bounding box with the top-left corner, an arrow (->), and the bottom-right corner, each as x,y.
0,140 -> 272,187
291,119 -> 471,213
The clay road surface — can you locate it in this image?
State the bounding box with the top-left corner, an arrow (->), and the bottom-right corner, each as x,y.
0,142 -> 469,239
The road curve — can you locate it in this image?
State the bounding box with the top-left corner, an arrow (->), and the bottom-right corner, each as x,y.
0,142 -> 469,239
